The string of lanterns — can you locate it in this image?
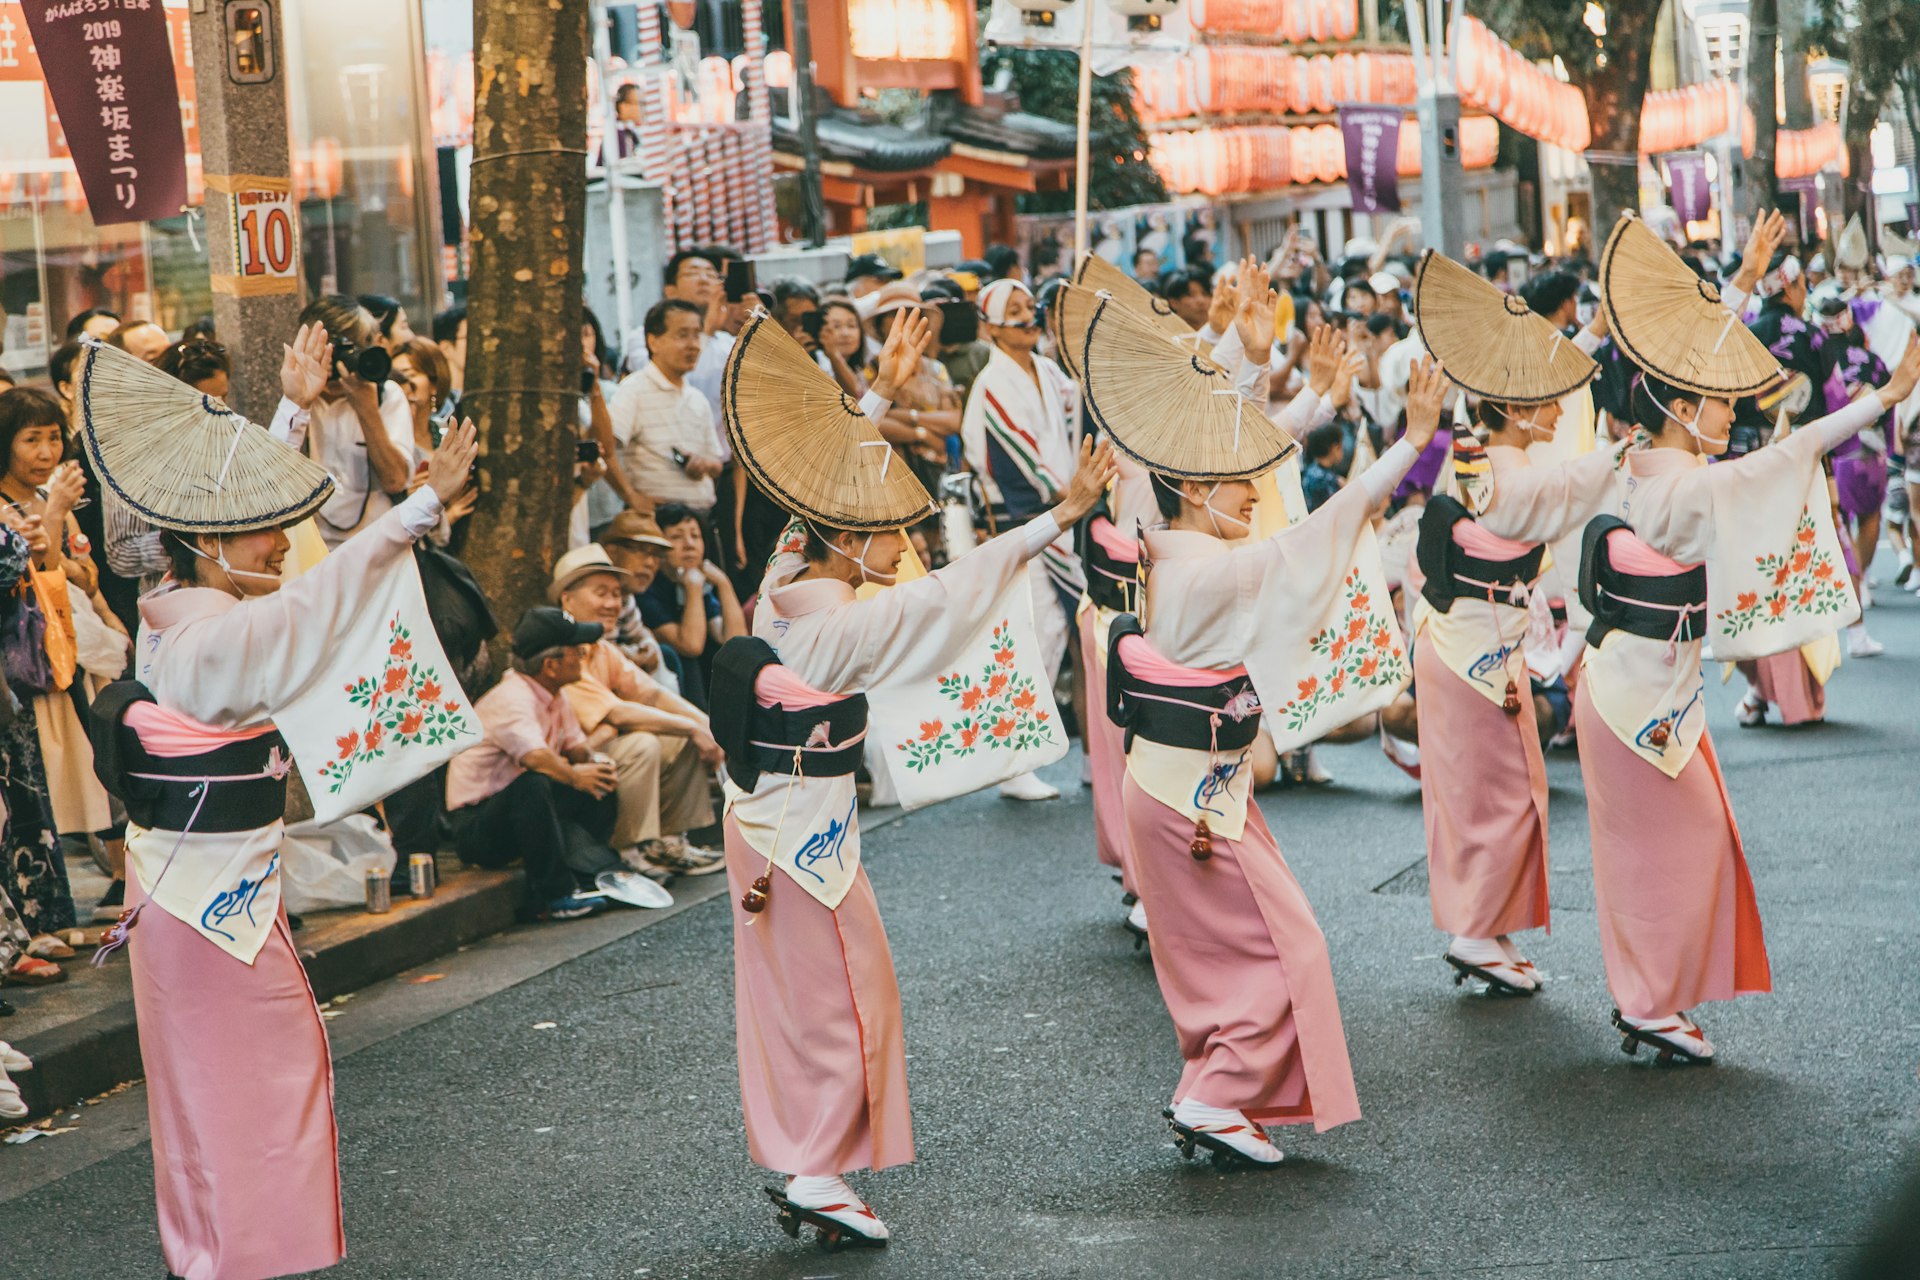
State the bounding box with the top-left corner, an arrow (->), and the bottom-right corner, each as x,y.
1151,114 -> 1498,196
1136,49 -> 1419,122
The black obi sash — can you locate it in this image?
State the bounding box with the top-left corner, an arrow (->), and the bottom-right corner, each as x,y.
712,636 -> 869,793
1105,615 -> 1262,753
86,681 -> 289,833
1076,506 -> 1138,614
1579,516 -> 1708,646
1417,495 -> 1546,614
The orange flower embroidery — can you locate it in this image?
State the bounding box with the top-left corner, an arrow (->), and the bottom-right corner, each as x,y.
390,638 -> 413,660
336,731 -> 359,760
961,686 -> 984,711
416,679 -> 442,703
1296,675 -> 1319,699
1330,668 -> 1346,693
1350,591 -> 1370,613
399,711 -> 424,736
1347,616 -> 1367,640
991,716 -> 1016,739
1736,591 -> 1759,611
994,648 -> 1015,667
919,719 -> 943,741
986,673 -> 1009,697
1768,597 -> 1787,617
365,723 -> 385,751
1796,526 -> 1816,545
1790,550 -> 1811,574
959,725 -> 980,747
383,666 -> 407,693
1358,655 -> 1378,678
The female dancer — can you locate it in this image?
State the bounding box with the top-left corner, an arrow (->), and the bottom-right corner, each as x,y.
1407,250 -> 1617,994
1077,277 -> 1450,1165
1578,215 -> 1920,1063
78,332 -> 476,1279
713,308 -> 1111,1245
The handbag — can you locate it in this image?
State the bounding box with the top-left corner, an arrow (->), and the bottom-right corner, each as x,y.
27,565 -> 76,691
2,579 -> 53,695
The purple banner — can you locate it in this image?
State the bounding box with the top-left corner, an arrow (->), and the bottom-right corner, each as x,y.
1665,151 -> 1711,224
1779,175 -> 1820,245
22,0 -> 189,227
1338,104 -> 1404,215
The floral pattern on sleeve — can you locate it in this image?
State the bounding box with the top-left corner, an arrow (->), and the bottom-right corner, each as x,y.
1714,509 -> 1852,639
893,620 -> 1059,771
318,614 -> 475,794
1271,568 -> 1410,732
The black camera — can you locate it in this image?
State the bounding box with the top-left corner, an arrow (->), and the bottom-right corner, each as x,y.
799,310 -> 827,343
581,366 -> 598,395
333,342 -> 391,385
936,299 -> 978,347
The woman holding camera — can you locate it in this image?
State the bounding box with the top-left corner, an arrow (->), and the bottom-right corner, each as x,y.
292,295 -> 419,551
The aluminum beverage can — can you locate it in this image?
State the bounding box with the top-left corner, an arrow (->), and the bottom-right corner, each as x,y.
408,852 -> 436,899
364,868 -> 392,914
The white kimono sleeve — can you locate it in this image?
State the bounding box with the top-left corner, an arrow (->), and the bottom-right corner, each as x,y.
1478,441 -> 1630,544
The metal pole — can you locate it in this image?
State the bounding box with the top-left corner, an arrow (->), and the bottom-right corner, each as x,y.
790,0 -> 827,248
590,0 -> 634,345
1411,0 -> 1465,257
1073,4 -> 1096,264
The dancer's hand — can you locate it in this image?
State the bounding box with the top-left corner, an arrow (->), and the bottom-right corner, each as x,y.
427,418 -> 479,506
1731,208 -> 1789,294
280,323 -> 334,411
1305,324 -> 1348,398
1054,436 -> 1118,527
1233,260 -> 1277,361
1879,338 -> 1920,409
1402,357 -> 1451,452
871,308 -> 934,402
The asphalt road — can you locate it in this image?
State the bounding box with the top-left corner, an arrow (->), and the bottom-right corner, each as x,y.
7,596 -> 1920,1280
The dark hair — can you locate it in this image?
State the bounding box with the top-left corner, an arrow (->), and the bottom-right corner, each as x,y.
299,294 -> 372,346
643,298 -> 702,338
1132,246 -> 1158,268
432,304 -> 468,345
984,244 -> 1022,279
664,248 -> 719,290
1631,372 -> 1703,437
1158,268 -> 1209,301
49,340 -> 85,395
64,307 -> 120,339
165,532 -> 203,585
159,339 -> 230,390
1364,312 -> 1397,338
614,82 -> 640,106
1150,473 -> 1186,521
654,501 -> 700,533
1473,398 -> 1512,434
698,242 -> 744,265
0,388 -> 68,474
1304,422 -> 1344,462
182,315 -> 217,342
357,293 -> 406,338
821,297 -> 863,333
1521,270 -> 1581,319
770,276 -> 822,313
581,304 -> 611,372
801,521 -> 835,562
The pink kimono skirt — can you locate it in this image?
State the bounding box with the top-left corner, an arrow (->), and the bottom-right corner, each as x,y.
127,873 -> 344,1280
1121,776 -> 1361,1131
1077,605 -> 1135,894
1736,652 -> 1826,725
1414,640 -> 1551,938
725,815 -> 913,1176
1572,681 -> 1773,1020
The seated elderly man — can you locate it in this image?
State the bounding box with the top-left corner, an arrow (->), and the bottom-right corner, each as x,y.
551,544 -> 724,881
598,509 -> 682,695
445,608 -> 638,921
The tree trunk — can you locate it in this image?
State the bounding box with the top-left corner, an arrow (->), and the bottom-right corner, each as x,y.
1574,0 -> 1663,229
1778,0 -> 1813,131
1842,88 -> 1880,256
463,0 -> 591,661
1744,0 -> 1781,238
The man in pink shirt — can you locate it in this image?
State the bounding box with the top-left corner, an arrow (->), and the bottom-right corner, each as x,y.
445,608 -> 631,920
551,544 -> 725,881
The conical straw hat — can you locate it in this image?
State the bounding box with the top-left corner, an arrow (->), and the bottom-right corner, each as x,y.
1060,253 -> 1196,377
1077,291 -> 1296,481
721,310 -> 934,532
1599,213 -> 1780,397
1414,250 -> 1597,405
77,338 -> 335,534
1836,213 -> 1869,271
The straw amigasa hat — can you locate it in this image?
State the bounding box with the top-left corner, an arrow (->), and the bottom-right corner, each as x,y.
1598,213 -> 1781,397
721,309 -> 935,531
78,338 -> 335,533
1414,250 -> 1598,405
1076,289 -> 1296,481
1054,254 -> 1199,379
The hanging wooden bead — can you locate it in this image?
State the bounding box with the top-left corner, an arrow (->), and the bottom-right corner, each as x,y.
741,874 -> 771,914
1189,816 -> 1213,861
1502,678 -> 1523,716
1647,724 -> 1671,748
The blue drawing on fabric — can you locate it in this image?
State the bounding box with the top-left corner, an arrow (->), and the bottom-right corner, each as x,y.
1192,752 -> 1246,819
1633,687 -> 1704,754
789,797 -> 857,885
200,852 -> 279,942
1466,643 -> 1517,690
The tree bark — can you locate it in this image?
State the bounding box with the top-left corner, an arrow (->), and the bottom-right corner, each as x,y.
463,0 -> 591,661
1744,0 -> 1781,237
1841,88 -> 1880,256
1573,0 -> 1663,229
1778,0 -> 1813,131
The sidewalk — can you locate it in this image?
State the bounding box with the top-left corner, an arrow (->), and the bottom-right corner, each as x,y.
0,850 -> 521,1120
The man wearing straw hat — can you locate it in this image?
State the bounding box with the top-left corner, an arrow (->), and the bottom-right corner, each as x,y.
1072,266 -> 1451,1167
1574,212 -> 1920,1064
73,334 -> 481,1280
713,305 -> 1113,1247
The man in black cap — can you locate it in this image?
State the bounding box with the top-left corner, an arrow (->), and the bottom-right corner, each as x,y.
444,608 -> 652,920
845,252 -> 902,304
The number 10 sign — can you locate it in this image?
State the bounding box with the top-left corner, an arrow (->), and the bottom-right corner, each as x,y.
208,174 -> 301,297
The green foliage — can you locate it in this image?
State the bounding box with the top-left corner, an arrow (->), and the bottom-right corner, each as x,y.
1807,0 -> 1920,143
980,47 -> 1168,213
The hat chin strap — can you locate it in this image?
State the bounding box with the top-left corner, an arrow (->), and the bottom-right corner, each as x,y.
1647,391 -> 1715,446
1202,483 -> 1252,539
176,534 -> 283,587
819,526 -> 897,585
